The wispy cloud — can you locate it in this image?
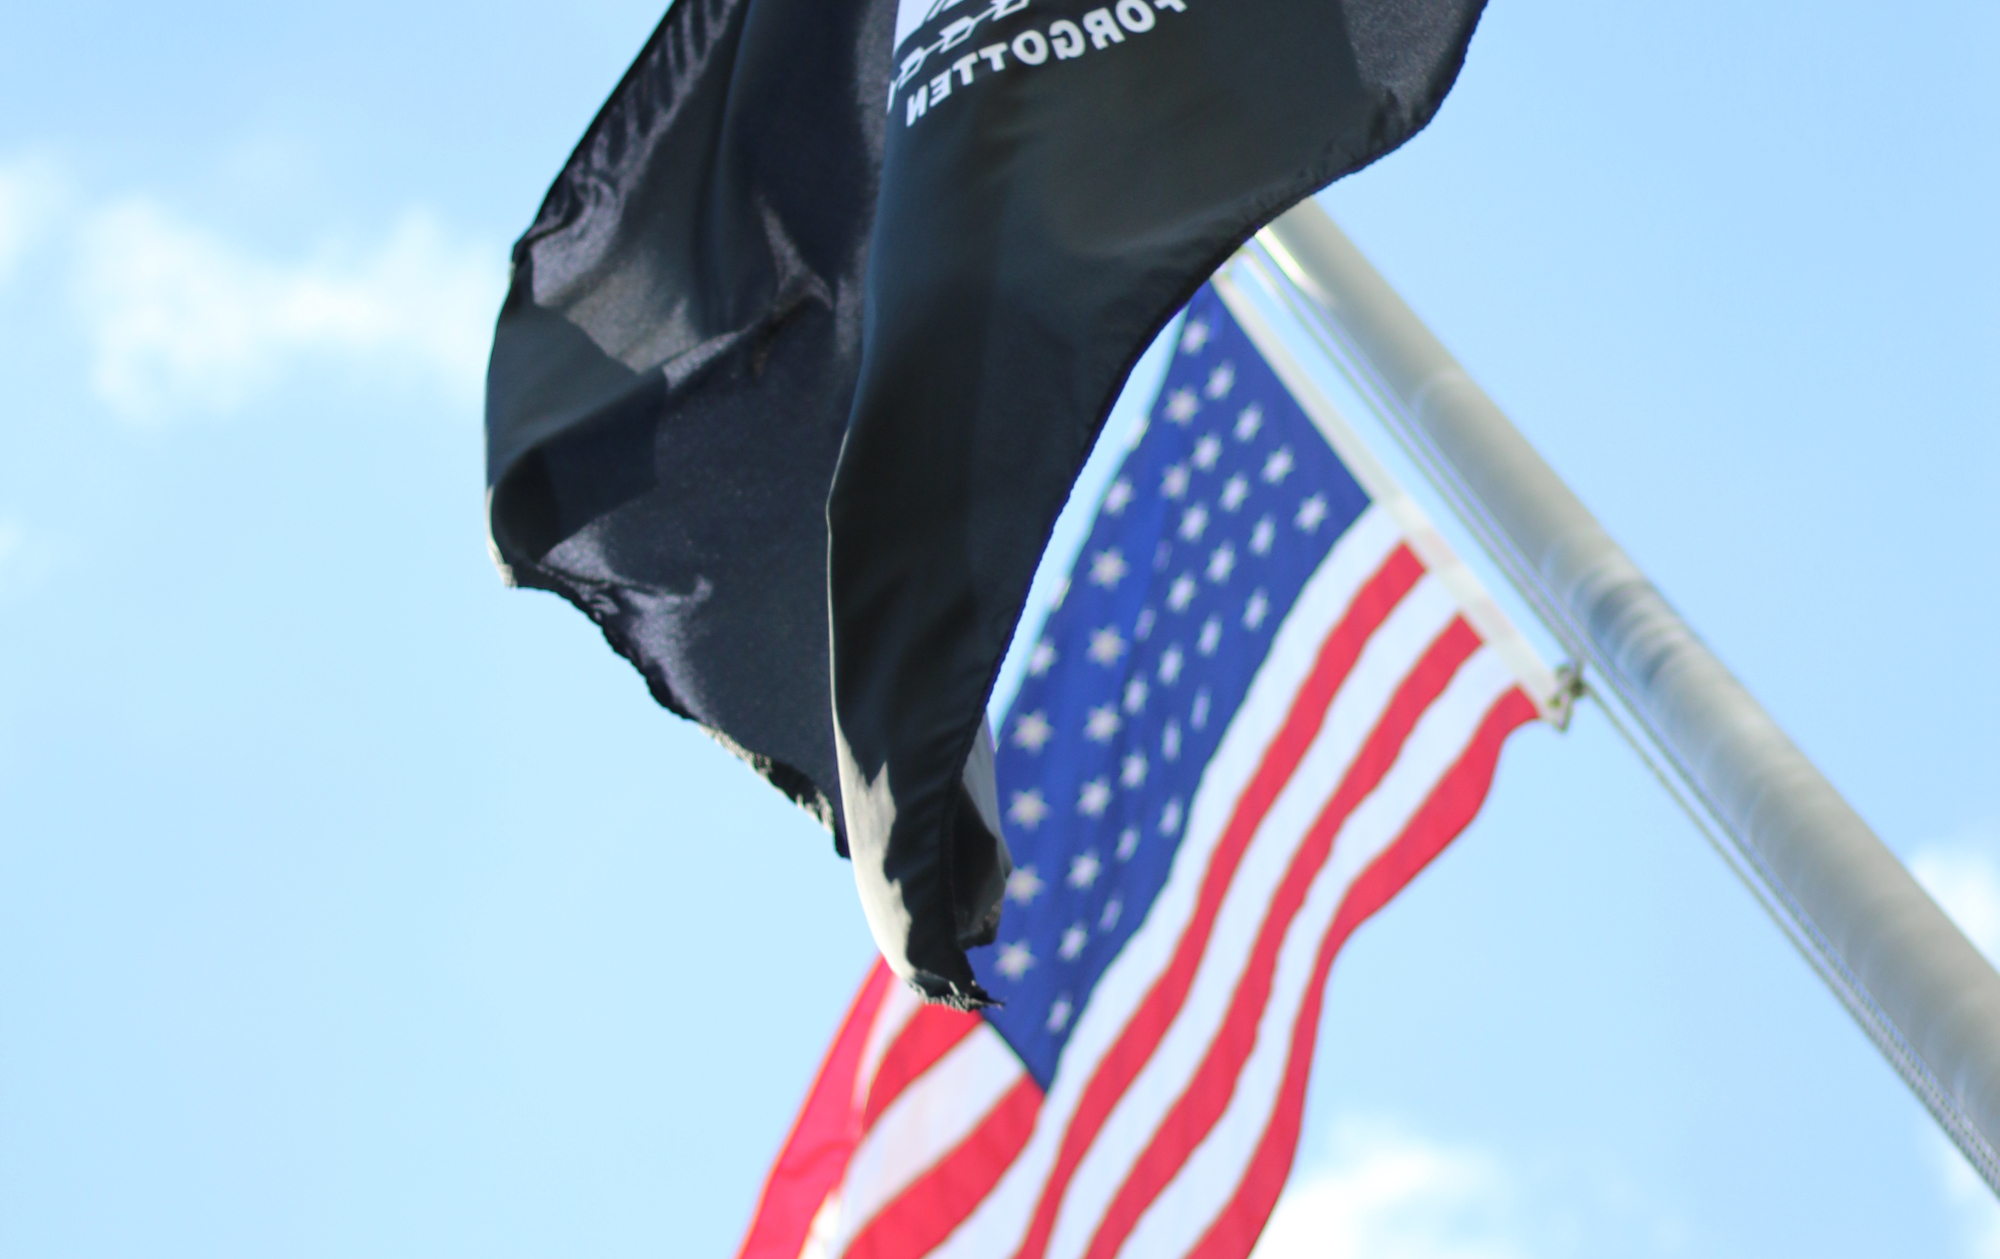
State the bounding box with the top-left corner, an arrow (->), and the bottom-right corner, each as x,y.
1251,1120 -> 1523,1259
1911,824 -> 2000,962
1911,827 -> 2000,1257
0,154 -> 65,280
71,199 -> 505,423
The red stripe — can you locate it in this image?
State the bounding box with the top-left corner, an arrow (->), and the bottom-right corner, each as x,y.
1008,545 -> 1425,1259
863,1005 -> 987,1130
1182,689 -> 1540,1259
1078,619 -> 1482,1259
737,961 -> 897,1259
844,1077 -> 1045,1259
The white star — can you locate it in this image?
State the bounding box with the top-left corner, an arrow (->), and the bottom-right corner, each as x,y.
1059,922 -> 1089,960
1160,463 -> 1190,499
1197,616 -> 1223,656
1046,994 -> 1074,1031
1204,362 -> 1235,399
1134,608 -> 1156,641
1085,704 -> 1122,742
1158,645 -> 1185,685
1103,478 -> 1135,515
1180,319 -> 1212,354
1153,540 -> 1173,571
1160,797 -> 1185,835
1012,709 -> 1053,753
1049,575 -> 1070,611
1087,625 -> 1127,665
1250,516 -> 1276,555
1077,778 -> 1112,817
1295,494 -> 1329,532
1234,403 -> 1263,441
1243,590 -> 1270,630
1029,639 -> 1058,675
1006,865 -> 1045,905
1262,446 -> 1295,484
996,940 -> 1035,979
1100,897 -> 1123,930
1167,573 -> 1198,611
1164,388 -> 1200,424
1116,827 -> 1141,860
1178,503 -> 1209,541
1067,850 -> 1102,889
1162,719 -> 1182,761
1207,542 -> 1236,584
1089,548 -> 1129,588
1192,434 -> 1222,470
1191,688 -> 1211,730
1120,751 -> 1148,788
1122,677 -> 1149,714
1220,475 -> 1250,511
1009,789 -> 1048,829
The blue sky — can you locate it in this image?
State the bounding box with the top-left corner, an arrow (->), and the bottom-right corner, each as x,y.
1,2 -> 1995,1256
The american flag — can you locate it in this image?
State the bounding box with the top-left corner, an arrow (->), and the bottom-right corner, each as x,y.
738,283 -> 1552,1259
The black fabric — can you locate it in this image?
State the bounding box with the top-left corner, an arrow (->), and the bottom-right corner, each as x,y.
487,0 -> 893,844
485,0 -> 1483,1007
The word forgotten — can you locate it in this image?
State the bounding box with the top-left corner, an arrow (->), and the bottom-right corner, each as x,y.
895,0 -> 1191,127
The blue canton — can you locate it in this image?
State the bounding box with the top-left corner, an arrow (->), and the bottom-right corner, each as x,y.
976,285 -> 1372,1087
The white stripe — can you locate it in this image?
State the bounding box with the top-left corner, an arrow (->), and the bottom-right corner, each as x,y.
923,506 -> 1405,1259
1172,507 -> 1404,901
855,979 -> 925,1112
834,1024 -> 1027,1254
799,1191 -> 844,1259
1116,651 -> 1516,1259
1045,577 -> 1457,1259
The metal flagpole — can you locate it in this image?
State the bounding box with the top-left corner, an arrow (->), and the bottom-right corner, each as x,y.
1249,198 -> 2000,1193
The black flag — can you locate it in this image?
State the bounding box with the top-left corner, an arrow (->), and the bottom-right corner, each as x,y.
485,0 -> 1482,1007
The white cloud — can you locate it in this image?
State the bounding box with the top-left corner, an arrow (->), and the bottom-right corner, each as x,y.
0,154 -> 65,280
1251,1120 -> 1524,1259
1912,830 -> 2000,1257
72,199 -> 505,423
1896,835 -> 2000,1255
1911,826 -> 2000,962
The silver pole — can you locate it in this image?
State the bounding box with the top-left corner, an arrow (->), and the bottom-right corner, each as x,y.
1256,199 -> 2000,1191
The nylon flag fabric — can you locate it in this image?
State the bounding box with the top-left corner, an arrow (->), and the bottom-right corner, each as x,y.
484,0 -> 1487,1008
734,286 -> 1544,1259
